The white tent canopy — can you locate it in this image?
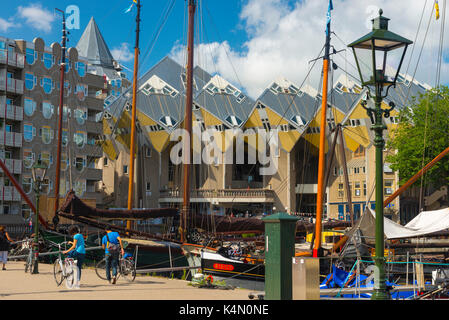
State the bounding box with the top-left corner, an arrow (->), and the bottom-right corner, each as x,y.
368,207 -> 449,239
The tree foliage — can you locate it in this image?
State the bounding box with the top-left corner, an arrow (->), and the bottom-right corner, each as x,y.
386,85 -> 449,189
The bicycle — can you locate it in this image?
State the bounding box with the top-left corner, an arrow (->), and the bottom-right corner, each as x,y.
95,253 -> 136,282
53,241 -> 79,289
23,238 -> 34,273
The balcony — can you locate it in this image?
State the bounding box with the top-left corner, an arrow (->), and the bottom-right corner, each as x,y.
0,50 -> 25,68
159,188 -> 275,204
0,186 -> 22,201
84,167 -> 102,181
0,131 -> 22,147
0,77 -> 24,94
0,97 -> 23,121
0,158 -> 22,174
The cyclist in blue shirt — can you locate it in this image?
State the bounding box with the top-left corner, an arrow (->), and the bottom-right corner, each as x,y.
63,225 -> 86,287
101,229 -> 124,284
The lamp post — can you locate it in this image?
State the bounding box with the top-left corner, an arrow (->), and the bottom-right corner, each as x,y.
348,9 -> 412,300
31,160 -> 47,274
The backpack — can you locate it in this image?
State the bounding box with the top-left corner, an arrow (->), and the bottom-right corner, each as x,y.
106,232 -> 120,256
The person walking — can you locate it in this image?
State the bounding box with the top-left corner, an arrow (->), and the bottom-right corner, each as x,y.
63,225 -> 86,288
0,226 -> 13,270
101,229 -> 124,284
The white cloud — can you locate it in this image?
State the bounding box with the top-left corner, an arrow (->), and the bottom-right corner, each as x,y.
17,3 -> 55,33
0,18 -> 16,32
170,0 -> 448,99
111,42 -> 134,63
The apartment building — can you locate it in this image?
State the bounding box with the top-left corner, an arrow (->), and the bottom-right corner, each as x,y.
0,27 -> 115,226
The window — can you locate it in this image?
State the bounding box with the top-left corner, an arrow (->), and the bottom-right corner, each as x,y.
40,77 -> 54,94
338,183 -> 344,198
145,147 -> 152,158
23,124 -> 35,142
354,182 -> 361,197
22,177 -> 32,194
39,152 -> 52,168
123,165 -> 129,174
25,73 -> 36,90
261,118 -> 271,131
73,131 -> 87,148
103,157 -> 108,166
363,181 -> 367,196
26,48 -> 36,65
74,156 -> 85,172
350,119 -> 361,127
74,108 -> 86,125
225,115 -> 242,127
146,182 -> 151,192
75,84 -> 88,100
384,179 -> 394,195
42,101 -> 54,119
24,98 -> 36,116
42,52 -> 53,69
40,126 -> 53,144
23,150 -> 35,169
354,145 -> 365,157
76,61 -> 86,77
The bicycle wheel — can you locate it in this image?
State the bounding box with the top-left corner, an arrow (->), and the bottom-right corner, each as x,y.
53,258 -> 64,286
65,261 -> 79,289
24,252 -> 32,273
95,259 -> 108,280
121,259 -> 136,282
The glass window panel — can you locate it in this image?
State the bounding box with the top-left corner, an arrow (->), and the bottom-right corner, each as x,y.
42,52 -> 53,69
42,101 -> 53,119
23,124 -> 34,142
26,48 -> 35,65
23,150 -> 34,169
24,98 -> 36,116
25,73 -> 35,90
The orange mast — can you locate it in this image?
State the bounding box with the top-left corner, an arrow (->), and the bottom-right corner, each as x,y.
313,0 -> 333,257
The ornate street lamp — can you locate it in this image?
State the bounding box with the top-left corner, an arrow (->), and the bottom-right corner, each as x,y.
31,160 -> 47,274
348,9 -> 412,300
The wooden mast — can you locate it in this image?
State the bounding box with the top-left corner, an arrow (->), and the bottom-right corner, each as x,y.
313,1 -> 332,258
127,0 -> 141,230
180,0 -> 196,243
54,9 -> 67,219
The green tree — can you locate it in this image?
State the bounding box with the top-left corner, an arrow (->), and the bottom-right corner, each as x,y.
386,85 -> 449,189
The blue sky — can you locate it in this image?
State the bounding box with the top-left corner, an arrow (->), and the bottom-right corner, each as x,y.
1,1 -> 447,98
1,0 -> 248,78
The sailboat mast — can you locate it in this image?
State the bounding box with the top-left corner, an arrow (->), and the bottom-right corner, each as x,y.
127,0 -> 141,230
181,0 -> 196,243
54,9 -> 67,218
313,1 -> 332,258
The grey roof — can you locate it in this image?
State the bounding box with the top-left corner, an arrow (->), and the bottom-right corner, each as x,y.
76,17 -> 115,69
257,87 -> 319,128
195,89 -> 254,128
327,89 -> 360,115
